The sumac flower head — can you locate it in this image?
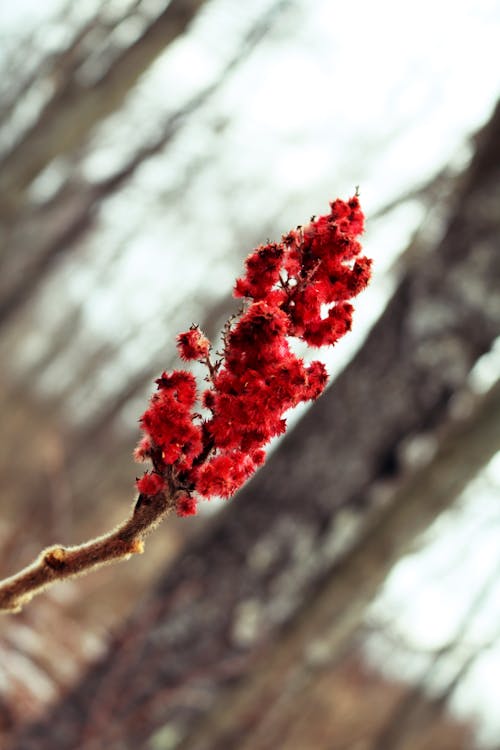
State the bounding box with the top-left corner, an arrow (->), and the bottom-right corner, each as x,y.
135,195 -> 371,514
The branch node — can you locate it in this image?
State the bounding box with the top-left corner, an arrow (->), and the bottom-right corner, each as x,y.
43,546 -> 67,571
129,539 -> 144,556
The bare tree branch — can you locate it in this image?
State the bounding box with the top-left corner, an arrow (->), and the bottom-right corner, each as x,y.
0,0 -> 291,326
0,0 -> 208,215
0,488 -> 174,614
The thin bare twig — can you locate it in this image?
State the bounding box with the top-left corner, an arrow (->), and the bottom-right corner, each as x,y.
0,489 -> 175,614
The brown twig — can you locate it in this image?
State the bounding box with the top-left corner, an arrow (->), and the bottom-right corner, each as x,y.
0,489 -> 175,614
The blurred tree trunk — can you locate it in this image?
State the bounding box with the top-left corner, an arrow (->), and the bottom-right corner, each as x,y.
10,98 -> 500,750
0,0 -> 211,333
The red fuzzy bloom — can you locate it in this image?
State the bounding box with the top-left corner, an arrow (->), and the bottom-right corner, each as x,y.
155,370 -> 197,408
303,302 -> 354,347
202,389 -> 216,411
303,360 -> 328,400
195,451 -> 258,498
251,448 -> 266,466
195,454 -> 239,498
346,256 -> 372,296
234,243 -> 284,299
136,471 -> 165,496
138,368 -> 202,469
133,436 -> 152,462
177,327 -> 211,361
176,494 -> 197,517
134,196 -> 371,507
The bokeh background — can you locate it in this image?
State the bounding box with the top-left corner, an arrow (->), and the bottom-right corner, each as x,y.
0,0 -> 499,748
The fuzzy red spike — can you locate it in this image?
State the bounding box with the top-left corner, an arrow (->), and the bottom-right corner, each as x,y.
135,196 -> 371,513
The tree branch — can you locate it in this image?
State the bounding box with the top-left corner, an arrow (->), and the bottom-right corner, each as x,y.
0,0 -> 208,212
0,489 -> 174,614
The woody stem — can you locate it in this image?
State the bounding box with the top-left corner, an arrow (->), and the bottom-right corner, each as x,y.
0,490 -> 175,614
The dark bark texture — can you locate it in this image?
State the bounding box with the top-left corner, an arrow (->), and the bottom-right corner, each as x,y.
11,100 -> 500,750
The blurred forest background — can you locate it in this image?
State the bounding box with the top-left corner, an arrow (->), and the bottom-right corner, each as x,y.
0,0 -> 499,748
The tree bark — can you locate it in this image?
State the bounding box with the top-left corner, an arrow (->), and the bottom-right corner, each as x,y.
10,99 -> 500,750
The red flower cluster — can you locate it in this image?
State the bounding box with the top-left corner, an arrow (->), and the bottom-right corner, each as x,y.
177,326 -> 210,361
135,196 -> 371,516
